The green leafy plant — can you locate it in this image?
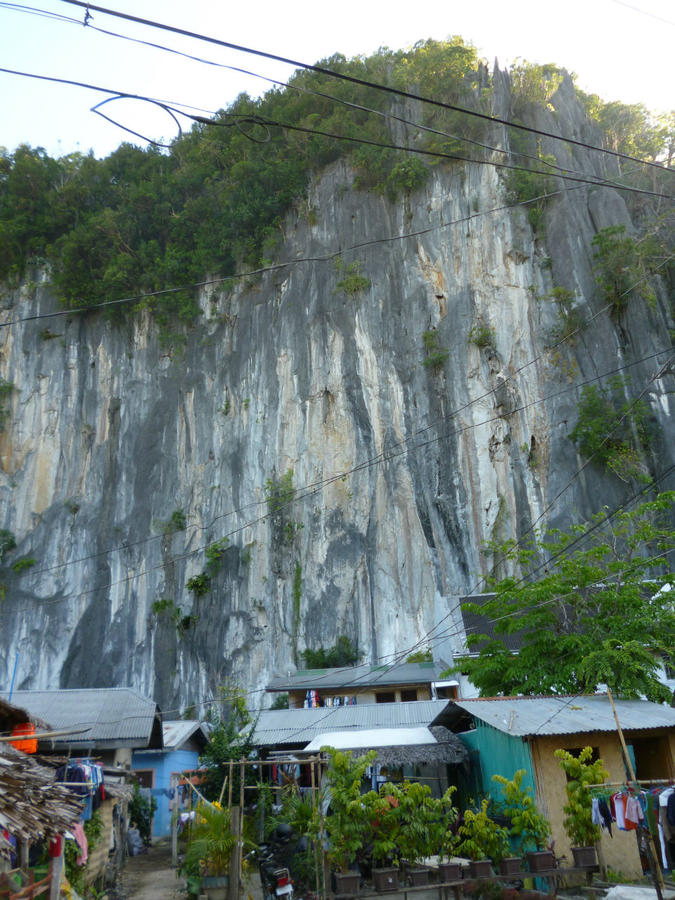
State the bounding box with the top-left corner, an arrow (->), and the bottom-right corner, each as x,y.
270,693 -> 289,709
205,537 -> 229,573
422,329 -> 448,372
406,648 -> 433,663
335,260 -> 371,298
456,798 -> 510,862
186,572 -> 211,597
322,748 -> 377,872
397,782 -> 456,867
129,784 -> 157,847
569,377 -> 651,482
362,783 -> 404,867
491,769 -> 551,853
12,557 -> 35,573
450,491 -> 675,702
168,509 -> 187,532
182,802 -> 236,879
0,380 -> 14,431
301,636 -> 361,668
468,319 -> 495,350
0,530 -> 16,562
591,225 -> 662,315
554,748 -> 609,847
265,469 -> 295,514
64,811 -> 104,895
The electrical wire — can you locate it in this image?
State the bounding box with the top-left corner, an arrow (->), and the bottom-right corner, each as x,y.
56,0 -> 675,175
5,347 -> 672,603
1,64 -> 669,200
0,3 -> 634,191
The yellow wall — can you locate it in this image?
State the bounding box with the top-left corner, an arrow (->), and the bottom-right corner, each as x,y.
529,729 -> 674,879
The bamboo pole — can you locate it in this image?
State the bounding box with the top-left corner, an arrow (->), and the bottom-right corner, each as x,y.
606,688 -> 665,899
239,760 -> 245,896
311,758 -> 320,900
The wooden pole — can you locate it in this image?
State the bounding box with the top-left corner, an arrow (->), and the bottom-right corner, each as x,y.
227,805 -> 241,900
228,761 -> 233,808
607,688 -> 664,899
48,845 -> 63,900
239,760 -> 245,896
311,758 -> 320,899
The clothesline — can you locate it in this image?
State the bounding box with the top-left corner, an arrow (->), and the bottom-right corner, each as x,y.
588,779 -> 675,789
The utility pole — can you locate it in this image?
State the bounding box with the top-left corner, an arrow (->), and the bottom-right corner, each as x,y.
606,689 -> 664,900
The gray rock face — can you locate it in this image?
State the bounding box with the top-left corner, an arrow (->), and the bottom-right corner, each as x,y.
0,75 -> 673,713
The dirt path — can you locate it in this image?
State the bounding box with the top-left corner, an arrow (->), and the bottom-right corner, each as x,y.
118,839 -> 185,900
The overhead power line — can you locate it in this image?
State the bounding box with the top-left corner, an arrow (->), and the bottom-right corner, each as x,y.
0,3 -> 637,192
56,0 -> 674,175
1,65 -> 669,200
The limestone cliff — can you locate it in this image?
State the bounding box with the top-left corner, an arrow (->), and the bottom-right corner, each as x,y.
0,71 -> 673,712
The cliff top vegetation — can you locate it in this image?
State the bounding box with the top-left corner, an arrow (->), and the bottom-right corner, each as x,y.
0,40 -> 672,333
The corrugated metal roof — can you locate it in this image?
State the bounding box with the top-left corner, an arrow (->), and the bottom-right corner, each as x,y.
451,695 -> 675,737
266,660 -> 451,692
162,720 -> 208,750
251,699 -> 450,745
0,688 -> 162,748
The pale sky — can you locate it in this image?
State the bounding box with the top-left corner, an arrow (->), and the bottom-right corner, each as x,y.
1,0 -> 673,159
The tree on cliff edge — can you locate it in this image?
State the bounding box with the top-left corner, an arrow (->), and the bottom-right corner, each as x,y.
453,492 -> 675,702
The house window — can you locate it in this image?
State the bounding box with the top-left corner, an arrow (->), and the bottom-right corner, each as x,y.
401,689 -> 418,702
375,692 -> 396,703
134,769 -> 155,788
435,685 -> 459,700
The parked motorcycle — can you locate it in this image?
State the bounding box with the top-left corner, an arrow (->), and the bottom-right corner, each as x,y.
258,823 -> 303,900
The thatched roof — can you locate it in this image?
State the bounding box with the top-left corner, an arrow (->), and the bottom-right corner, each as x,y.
0,743 -> 83,853
330,726 -> 467,767
0,697 -> 49,732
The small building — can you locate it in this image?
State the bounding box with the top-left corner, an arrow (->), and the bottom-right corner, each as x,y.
0,687 -> 163,767
266,659 -> 458,708
0,694 -> 134,895
131,720 -> 210,838
445,694 -> 675,878
251,698 -> 467,797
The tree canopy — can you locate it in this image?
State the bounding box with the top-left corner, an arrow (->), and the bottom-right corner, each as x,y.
455,492 -> 675,702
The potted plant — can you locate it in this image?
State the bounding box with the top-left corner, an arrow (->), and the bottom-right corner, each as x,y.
456,799 -> 510,878
554,748 -> 608,868
396,782 -> 447,885
437,786 -> 463,883
492,770 -> 551,875
363,785 -> 402,891
323,748 -> 376,894
181,802 -> 236,900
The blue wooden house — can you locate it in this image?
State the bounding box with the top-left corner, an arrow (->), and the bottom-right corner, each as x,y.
131,720 -> 209,837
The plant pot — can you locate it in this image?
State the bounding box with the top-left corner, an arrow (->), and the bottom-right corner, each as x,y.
526,850 -> 554,872
333,871 -> 361,895
408,867 -> 430,886
372,867 -> 399,892
201,874 -> 229,900
438,862 -> 462,882
498,857 -> 523,876
571,846 -> 597,868
469,859 -> 493,878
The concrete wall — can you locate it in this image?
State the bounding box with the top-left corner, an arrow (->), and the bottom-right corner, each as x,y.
131,749 -> 200,837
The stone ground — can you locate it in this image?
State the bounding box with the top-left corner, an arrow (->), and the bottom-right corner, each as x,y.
116,838 -> 185,900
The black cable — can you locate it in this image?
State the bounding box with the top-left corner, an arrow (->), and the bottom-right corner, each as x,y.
1,65 -> 669,200
56,0 -> 674,175
0,3 -> 628,190
6,348 -> 672,601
